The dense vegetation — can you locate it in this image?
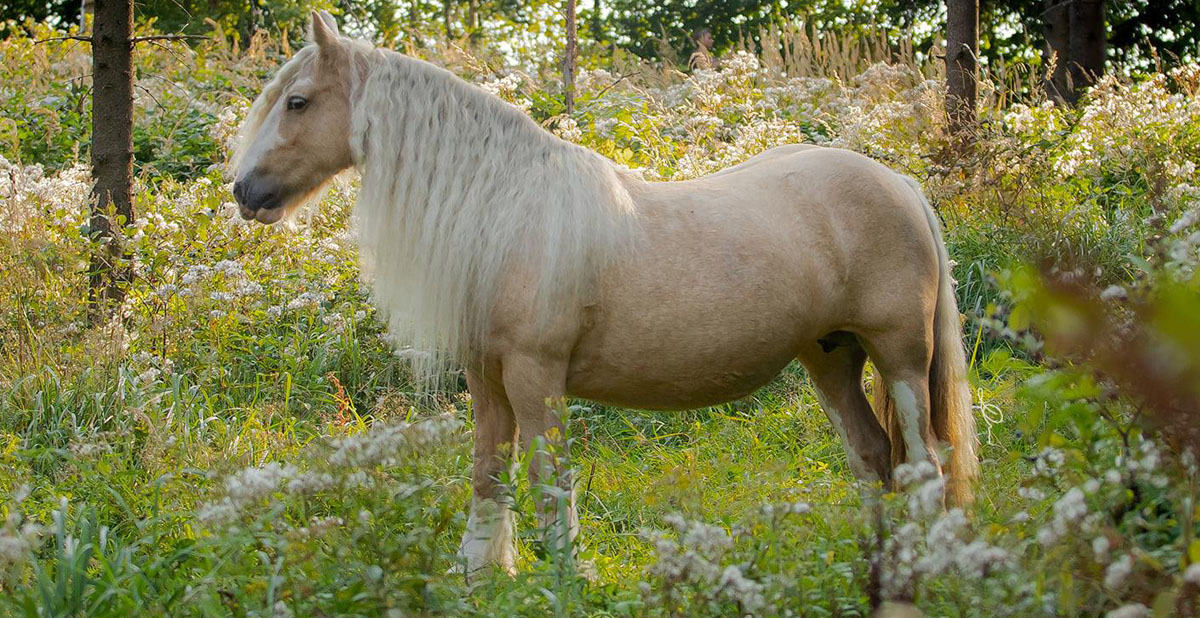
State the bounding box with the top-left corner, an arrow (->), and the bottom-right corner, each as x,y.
2,14 -> 1200,618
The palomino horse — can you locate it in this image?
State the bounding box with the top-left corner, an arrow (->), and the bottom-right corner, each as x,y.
233,12 -> 978,575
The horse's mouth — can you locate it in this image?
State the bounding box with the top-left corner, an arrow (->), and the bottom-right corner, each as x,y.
235,179 -> 330,225
236,203 -> 282,224
253,207 -> 287,224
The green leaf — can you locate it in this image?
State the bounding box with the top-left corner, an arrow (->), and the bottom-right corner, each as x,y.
1009,304 -> 1031,331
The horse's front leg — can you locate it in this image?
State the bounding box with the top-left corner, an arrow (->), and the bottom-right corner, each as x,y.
460,370 -> 518,576
501,352 -> 579,557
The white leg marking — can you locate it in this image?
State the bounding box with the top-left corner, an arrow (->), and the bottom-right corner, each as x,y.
459,496 -> 516,575
534,475 -> 580,555
890,382 -> 930,465
814,387 -> 878,483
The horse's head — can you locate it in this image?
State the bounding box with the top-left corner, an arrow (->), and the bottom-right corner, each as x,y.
233,11 -> 359,224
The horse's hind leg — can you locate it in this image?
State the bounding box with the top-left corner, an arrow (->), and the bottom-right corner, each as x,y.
798,336 -> 892,485
862,326 -> 942,473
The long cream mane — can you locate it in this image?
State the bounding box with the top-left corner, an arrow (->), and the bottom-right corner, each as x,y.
345,48 -> 641,381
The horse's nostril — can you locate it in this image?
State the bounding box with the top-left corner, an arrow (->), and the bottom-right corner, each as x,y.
235,175 -> 284,211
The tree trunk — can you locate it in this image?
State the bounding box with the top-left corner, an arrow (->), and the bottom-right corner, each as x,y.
89,0 -> 134,320
1042,0 -> 1070,103
1068,0 -> 1105,101
443,0 -> 454,38
944,0 -> 978,147
407,0 -> 422,43
247,0 -> 260,39
564,0 -> 577,114
80,0 -> 94,29
592,0 -> 602,42
467,0 -> 477,33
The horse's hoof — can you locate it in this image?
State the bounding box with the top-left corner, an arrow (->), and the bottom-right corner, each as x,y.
575,557 -> 598,582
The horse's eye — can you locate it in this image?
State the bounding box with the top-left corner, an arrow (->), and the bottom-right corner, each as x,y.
286,95 -> 308,111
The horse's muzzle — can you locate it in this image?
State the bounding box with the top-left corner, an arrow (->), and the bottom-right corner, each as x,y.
233,174 -> 286,221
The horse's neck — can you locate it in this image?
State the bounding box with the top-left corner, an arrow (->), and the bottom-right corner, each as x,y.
349,53 -> 638,361
353,52 -> 637,247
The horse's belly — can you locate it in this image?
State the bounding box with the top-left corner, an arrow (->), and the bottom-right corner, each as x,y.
565,354 -> 794,410
564,310 -> 805,410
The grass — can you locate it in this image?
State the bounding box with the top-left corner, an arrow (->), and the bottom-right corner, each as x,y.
0,289 -> 1040,616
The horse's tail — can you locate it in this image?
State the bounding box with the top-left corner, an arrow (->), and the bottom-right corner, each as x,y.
873,175 -> 978,506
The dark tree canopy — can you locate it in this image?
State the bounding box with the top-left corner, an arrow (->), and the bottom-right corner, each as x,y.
973,0 -> 1198,70
2,0 -> 1195,76
0,0 -> 78,31
1109,0 -> 1200,68
605,0 -> 925,61
607,0 -> 782,60
135,0 -> 322,39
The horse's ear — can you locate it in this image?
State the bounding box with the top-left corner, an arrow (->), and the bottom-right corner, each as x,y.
320,10 -> 339,36
310,10 -> 339,48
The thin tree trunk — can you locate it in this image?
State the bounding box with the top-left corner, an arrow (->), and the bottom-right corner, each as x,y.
944,0 -> 978,147
592,0 -> 602,42
247,0 -> 260,39
407,0 -> 422,43
89,0 -> 134,321
1042,0 -> 1070,103
443,0 -> 454,38
1068,0 -> 1105,101
80,0 -> 94,29
564,0 -> 577,114
467,0 -> 477,33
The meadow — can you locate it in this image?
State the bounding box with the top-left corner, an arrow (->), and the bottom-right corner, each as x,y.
2,20 -> 1200,617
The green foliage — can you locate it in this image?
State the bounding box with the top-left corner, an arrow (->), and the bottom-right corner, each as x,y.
0,23 -> 284,178
136,0 -> 329,41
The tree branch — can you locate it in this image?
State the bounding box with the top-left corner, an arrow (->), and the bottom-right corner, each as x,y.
34,33 -> 206,46
1041,0 -> 1076,17
130,34 -> 208,43
34,35 -> 92,45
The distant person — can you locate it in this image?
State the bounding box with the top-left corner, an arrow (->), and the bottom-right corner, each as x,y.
689,27 -> 719,71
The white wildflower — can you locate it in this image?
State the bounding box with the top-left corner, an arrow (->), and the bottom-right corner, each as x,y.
225,462 -> 297,503
1104,554 -> 1133,588
1099,285 -> 1127,301
1184,562 -> 1200,586
1105,603 -> 1149,618
894,460 -> 938,487
287,291 -> 325,311
1035,447 -> 1065,476
1017,489 -> 1046,504
327,415 -> 462,469
1092,536 -> 1110,561
717,565 -> 765,612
